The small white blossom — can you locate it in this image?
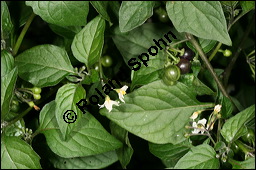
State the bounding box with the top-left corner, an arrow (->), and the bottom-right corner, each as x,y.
114,85 -> 128,103
214,104 -> 222,113
190,111 -> 202,120
191,118 -> 207,134
98,95 -> 120,112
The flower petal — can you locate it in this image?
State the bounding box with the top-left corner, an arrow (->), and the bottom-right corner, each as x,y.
118,93 -> 125,103
121,85 -> 128,91
198,118 -> 207,126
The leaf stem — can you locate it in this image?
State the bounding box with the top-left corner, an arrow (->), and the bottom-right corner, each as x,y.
12,13 -> 36,56
31,127 -> 59,139
185,33 -> 230,99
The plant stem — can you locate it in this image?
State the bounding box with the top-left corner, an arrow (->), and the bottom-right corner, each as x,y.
169,38 -> 189,48
12,13 -> 36,56
223,14 -> 255,87
208,8 -> 252,62
6,85 -> 61,127
186,33 -> 230,99
206,131 -> 216,146
99,58 -> 105,86
7,107 -> 32,126
209,42 -> 223,62
217,119 -> 222,143
165,50 -> 179,63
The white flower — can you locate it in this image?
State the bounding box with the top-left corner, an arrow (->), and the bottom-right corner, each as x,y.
190,111 -> 202,120
114,85 -> 128,103
214,104 -> 222,113
191,118 -> 207,134
98,95 -> 120,112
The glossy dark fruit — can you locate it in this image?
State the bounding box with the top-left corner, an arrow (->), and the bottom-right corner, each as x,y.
176,58 -> 191,74
231,142 -> 240,154
32,87 -> 42,94
164,65 -> 181,82
101,55 -> 113,67
179,47 -> 195,61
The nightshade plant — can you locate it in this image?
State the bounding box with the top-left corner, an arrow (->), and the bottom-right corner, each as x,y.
1,1 -> 255,169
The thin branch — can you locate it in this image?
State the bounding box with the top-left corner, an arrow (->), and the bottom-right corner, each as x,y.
223,14 -> 255,87
186,33 -> 230,99
12,13 -> 36,56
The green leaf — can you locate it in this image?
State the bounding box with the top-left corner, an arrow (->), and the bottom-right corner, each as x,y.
170,31 -> 217,53
1,67 -> 18,119
230,157 -> 255,169
71,16 -> 105,67
1,136 -> 41,169
174,144 -> 219,169
108,1 -> 120,20
221,104 -> 255,143
202,69 -> 224,91
16,1 -> 33,27
55,83 -> 86,140
218,93 -> 233,118
179,74 -> 215,96
39,101 -> 122,158
166,1 -> 232,46
221,1 -> 238,7
38,101 -> 56,130
112,23 -> 171,66
100,80 -> 214,144
4,112 -> 26,137
1,1 -> 13,39
1,50 -> 15,78
81,69 -> 100,85
50,150 -> 118,169
110,121 -> 133,169
49,24 -> 81,39
131,50 -> 165,90
90,1 -> 111,22
15,44 -> 75,87
25,1 -> 89,26
119,1 -> 155,32
240,1 -> 255,13
149,140 -> 191,168
186,38 -> 217,54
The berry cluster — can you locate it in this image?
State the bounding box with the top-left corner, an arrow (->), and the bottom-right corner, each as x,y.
176,47 -> 194,74
163,46 -> 195,85
12,87 -> 42,112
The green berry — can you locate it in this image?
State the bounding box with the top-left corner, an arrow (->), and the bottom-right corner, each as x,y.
28,101 -> 35,107
33,94 -> 41,100
32,87 -> 42,94
223,49 -> 232,57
